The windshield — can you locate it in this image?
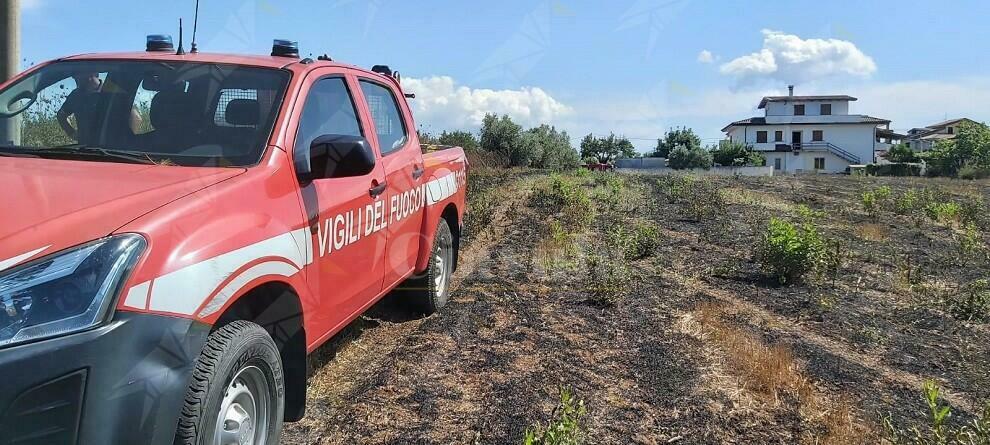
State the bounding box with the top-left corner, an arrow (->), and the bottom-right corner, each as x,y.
0,60 -> 289,167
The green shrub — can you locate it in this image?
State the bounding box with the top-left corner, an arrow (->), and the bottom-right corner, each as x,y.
585,253 -> 630,307
667,145 -> 713,170
628,222 -> 663,259
862,186 -> 892,220
883,380 -> 990,445
531,175 -> 595,230
894,188 -> 940,216
757,214 -> 832,285
523,387 -> 587,445
711,140 -> 765,167
610,221 -> 663,260
926,202 -> 963,225
885,143 -> 920,163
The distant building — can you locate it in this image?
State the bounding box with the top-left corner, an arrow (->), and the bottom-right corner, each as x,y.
722,86 -> 893,173
906,118 -> 978,152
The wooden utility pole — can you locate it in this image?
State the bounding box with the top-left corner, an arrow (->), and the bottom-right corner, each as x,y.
1,0 -> 20,144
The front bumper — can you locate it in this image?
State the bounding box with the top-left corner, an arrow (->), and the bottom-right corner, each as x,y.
0,312 -> 210,445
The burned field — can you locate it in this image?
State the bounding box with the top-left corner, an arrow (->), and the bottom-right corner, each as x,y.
283,170 -> 990,444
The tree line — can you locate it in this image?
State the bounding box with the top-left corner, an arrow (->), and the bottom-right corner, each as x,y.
421,116 -> 765,170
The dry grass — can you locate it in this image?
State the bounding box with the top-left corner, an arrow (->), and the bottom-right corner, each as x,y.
691,302 -> 873,444
856,223 -> 890,242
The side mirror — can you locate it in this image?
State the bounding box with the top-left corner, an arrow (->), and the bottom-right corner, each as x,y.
296,134 -> 376,183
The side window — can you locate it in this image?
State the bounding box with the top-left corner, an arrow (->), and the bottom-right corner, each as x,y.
359,80 -> 408,155
293,77 -> 362,156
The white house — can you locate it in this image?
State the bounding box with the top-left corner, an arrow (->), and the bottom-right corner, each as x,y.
722,87 -> 892,173
907,118 -> 977,152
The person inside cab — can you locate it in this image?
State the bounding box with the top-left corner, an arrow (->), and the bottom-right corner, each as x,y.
57,71 -> 143,144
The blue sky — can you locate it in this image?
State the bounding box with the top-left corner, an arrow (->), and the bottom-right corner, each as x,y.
18,0 -> 990,151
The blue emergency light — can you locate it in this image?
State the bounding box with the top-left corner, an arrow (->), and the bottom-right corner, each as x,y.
146,35 -> 175,52
271,39 -> 299,58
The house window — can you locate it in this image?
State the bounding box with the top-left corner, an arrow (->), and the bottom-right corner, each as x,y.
757,131 -> 768,143
947,126 -> 954,135
814,157 -> 825,170
813,130 -> 824,142
774,158 -> 782,170
774,131 -> 783,142
820,104 -> 831,115
794,104 -> 805,116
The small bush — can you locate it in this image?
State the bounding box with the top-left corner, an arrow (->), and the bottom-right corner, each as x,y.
894,188 -> 941,216
926,202 -> 963,225
531,175 -> 595,230
628,222 -> 663,259
585,253 -> 630,307
862,186 -> 892,220
523,387 -> 587,445
757,213 -> 833,285
610,221 -> 663,260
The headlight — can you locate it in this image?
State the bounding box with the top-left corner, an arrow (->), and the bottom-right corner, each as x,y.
0,234 -> 146,348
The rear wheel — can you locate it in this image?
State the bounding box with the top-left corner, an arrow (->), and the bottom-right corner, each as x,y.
403,218 -> 454,314
174,321 -> 284,445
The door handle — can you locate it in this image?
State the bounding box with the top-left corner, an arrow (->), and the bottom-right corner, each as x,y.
412,165 -> 425,180
369,181 -> 387,198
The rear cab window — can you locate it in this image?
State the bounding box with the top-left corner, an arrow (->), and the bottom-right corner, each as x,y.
358,80 -> 408,155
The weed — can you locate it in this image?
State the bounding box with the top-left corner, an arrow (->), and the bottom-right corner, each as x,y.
948,279 -> 990,322
523,387 -> 587,445
537,220 -> 580,272
882,380 -> 990,444
955,223 -> 987,266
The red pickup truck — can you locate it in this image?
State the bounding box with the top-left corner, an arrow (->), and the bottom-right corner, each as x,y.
0,37 -> 466,445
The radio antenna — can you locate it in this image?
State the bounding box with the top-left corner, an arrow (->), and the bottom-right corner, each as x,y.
176,18 -> 186,55
190,0 -> 200,53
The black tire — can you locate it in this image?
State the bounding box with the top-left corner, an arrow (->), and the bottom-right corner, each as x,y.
174,320 -> 285,445
402,218 -> 455,314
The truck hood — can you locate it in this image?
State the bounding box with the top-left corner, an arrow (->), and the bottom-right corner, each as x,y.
0,157 -> 244,270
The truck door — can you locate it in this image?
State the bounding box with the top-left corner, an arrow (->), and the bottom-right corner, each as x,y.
356,78 -> 425,288
292,75 -> 388,334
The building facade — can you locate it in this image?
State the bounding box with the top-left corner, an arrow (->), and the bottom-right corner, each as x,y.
722,87 -> 892,174
907,118 -> 976,152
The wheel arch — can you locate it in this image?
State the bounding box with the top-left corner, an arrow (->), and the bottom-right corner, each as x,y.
213,281 -> 308,422
415,202 -> 461,273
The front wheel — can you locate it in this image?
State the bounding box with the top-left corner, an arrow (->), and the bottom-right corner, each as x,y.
402,218 -> 454,314
174,321 -> 285,445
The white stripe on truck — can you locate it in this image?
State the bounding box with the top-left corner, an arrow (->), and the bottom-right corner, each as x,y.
122,171 -> 459,317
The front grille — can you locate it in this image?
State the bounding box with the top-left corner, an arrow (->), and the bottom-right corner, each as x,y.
0,370 -> 86,445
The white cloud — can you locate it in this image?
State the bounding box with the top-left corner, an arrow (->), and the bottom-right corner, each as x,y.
720,30 -> 877,84
402,76 -> 571,132
697,50 -> 716,64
